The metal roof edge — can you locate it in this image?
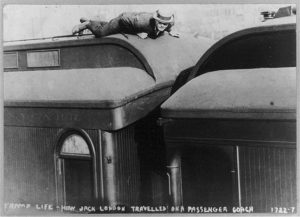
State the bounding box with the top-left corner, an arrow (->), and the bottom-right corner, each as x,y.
4,80 -> 173,109
161,109 -> 296,120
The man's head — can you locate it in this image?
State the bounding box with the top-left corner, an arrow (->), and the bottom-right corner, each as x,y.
153,10 -> 174,31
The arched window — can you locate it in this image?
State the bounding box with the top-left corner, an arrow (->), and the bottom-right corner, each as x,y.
60,134 -> 90,155
55,130 -> 97,208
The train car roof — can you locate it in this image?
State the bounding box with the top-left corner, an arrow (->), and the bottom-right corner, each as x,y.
4,33 -> 210,83
4,33 -> 212,130
185,16 -> 296,82
4,67 -> 157,108
4,34 -> 212,107
161,67 -> 296,120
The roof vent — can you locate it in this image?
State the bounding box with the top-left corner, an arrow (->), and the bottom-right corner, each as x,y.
260,5 -> 296,22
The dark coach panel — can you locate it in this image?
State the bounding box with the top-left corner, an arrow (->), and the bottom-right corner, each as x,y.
4,33 -> 211,213
160,13 -> 296,213
161,67 -> 296,212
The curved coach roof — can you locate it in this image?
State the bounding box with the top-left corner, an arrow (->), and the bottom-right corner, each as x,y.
161,67 -> 296,120
4,34 -> 213,130
4,33 -> 211,108
4,33 -> 210,83
184,16 -> 296,83
5,67 -> 156,108
4,33 -> 211,109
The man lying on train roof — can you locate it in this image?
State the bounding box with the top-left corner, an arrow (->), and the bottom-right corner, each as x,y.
72,10 -> 180,39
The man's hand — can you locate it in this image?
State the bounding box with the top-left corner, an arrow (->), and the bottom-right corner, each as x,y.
72,25 -> 81,35
168,31 -> 180,38
72,21 -> 89,35
137,32 -> 148,39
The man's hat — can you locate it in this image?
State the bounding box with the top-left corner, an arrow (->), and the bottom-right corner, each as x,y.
153,10 -> 174,24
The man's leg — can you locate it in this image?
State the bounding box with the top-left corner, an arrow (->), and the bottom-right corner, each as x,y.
72,18 -> 113,37
87,16 -> 121,37
73,14 -> 126,37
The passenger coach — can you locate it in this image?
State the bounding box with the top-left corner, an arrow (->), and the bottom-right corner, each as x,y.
160,11 -> 296,213
3,33 -> 211,213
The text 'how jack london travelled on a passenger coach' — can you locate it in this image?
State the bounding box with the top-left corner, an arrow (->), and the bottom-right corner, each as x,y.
6,203 -> 288,213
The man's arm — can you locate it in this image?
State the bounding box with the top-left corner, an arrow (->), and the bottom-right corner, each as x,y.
165,20 -> 179,38
168,30 -> 180,38
165,21 -> 174,32
137,32 -> 148,39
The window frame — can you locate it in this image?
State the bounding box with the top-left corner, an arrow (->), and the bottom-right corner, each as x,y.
4,52 -> 19,69
60,134 -> 91,158
54,129 -> 99,207
26,49 -> 60,68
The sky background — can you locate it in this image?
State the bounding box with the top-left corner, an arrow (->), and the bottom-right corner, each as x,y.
3,4 -> 293,41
